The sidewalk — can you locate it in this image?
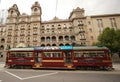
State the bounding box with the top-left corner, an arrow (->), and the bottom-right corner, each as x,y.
0,62 -> 5,69
113,63 -> 120,71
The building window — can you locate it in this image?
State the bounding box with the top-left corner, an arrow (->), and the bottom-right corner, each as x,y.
80,34 -> 85,40
34,8 -> 38,13
88,21 -> 91,25
90,36 -> 94,40
78,20 -> 83,26
89,28 -> 92,32
33,37 -> 37,42
52,25 -> 54,27
11,11 -> 14,16
63,24 -> 67,28
110,18 -> 117,30
97,19 -> 104,33
46,37 -> 50,42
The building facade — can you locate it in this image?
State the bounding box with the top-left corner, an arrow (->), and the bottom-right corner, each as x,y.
0,2 -> 120,54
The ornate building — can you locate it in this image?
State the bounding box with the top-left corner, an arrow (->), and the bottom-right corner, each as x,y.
0,2 -> 120,54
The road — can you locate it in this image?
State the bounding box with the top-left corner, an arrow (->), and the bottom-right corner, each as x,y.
0,62 -> 120,82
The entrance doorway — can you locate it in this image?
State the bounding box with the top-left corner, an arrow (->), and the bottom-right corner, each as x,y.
63,51 -> 72,64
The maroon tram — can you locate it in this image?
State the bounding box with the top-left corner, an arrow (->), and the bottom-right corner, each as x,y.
5,46 -> 112,70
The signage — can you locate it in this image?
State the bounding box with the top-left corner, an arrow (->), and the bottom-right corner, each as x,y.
60,46 -> 73,50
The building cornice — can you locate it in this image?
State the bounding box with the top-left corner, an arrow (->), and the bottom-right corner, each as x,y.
91,13 -> 120,18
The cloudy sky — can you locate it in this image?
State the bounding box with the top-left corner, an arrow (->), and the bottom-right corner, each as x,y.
0,0 -> 120,21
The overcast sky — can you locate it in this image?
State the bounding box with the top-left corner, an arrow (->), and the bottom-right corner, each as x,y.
0,0 -> 120,21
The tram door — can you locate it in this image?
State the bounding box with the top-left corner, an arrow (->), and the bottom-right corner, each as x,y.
35,52 -> 42,63
63,51 -> 73,64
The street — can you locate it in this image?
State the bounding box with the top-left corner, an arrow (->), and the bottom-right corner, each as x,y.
0,62 -> 120,82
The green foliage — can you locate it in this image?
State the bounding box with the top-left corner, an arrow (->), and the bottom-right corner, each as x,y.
6,45 -> 11,50
94,27 -> 120,53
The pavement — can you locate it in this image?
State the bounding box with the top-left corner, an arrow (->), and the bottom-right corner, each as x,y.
113,63 -> 120,71
0,62 -> 5,69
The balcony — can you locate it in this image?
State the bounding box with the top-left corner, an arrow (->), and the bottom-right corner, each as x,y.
58,27 -> 61,29
28,28 -> 31,30
78,24 -> 84,26
7,35 -> 12,36
33,27 -> 38,29
80,38 -> 86,40
33,33 -> 38,35
33,40 -> 37,42
79,30 -> 85,33
40,28 -> 45,30
20,34 -> 25,36
20,28 -> 25,30
15,35 -> 18,37
27,34 -> 30,36
20,41 -> 25,43
69,26 -> 73,29
7,41 -> 11,43
14,41 -> 17,43
15,29 -> 19,31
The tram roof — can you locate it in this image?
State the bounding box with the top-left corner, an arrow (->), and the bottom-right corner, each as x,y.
73,46 -> 108,50
34,46 -> 73,50
8,46 -> 108,51
9,47 -> 34,51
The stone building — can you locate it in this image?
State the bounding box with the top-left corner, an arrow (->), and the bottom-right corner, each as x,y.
0,2 -> 120,54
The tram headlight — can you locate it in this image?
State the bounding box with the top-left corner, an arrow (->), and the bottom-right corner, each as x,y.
8,60 -> 12,62
30,60 -> 34,62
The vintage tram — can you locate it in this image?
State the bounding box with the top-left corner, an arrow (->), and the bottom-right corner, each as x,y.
5,46 -> 112,70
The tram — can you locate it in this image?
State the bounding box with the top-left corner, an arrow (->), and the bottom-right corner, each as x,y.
5,46 -> 112,70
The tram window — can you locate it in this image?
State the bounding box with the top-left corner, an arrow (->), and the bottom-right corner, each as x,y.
53,52 -> 62,58
38,52 -> 42,57
10,53 -> 15,57
83,52 -> 90,57
97,51 -> 104,57
10,52 -> 33,58
44,53 -> 51,58
74,51 -> 83,58
10,52 -> 16,57
44,52 -> 62,58
28,53 -> 32,57
89,51 -> 97,57
35,52 -> 42,57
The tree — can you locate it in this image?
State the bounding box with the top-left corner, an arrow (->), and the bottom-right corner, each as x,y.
6,45 -> 11,50
94,27 -> 120,53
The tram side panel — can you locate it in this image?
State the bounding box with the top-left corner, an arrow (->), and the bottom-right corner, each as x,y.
73,50 -> 112,69
6,51 -> 35,68
33,50 -> 65,68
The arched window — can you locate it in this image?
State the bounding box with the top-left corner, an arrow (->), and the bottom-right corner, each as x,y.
52,36 -> 56,42
52,44 -> 56,46
65,36 -> 69,41
46,44 -> 51,46
1,38 -> 5,43
41,37 -> 45,42
0,45 -> 4,50
11,11 -> 14,16
70,35 -> 75,41
59,36 -> 63,41
41,44 -> 45,47
65,43 -> 70,46
46,37 -> 50,42
59,44 -> 64,46
34,8 -> 38,12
